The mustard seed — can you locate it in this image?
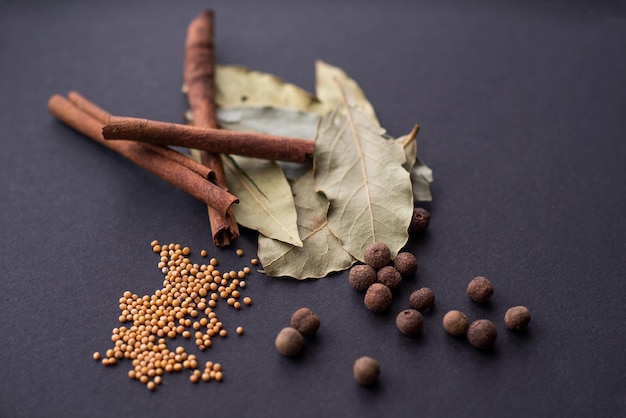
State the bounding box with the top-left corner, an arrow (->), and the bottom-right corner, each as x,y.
200,249 -> 207,257
409,207 -> 430,235
290,307 -> 320,336
236,249 -> 243,256
243,296 -> 252,306
364,242 -> 391,270
236,326 -> 244,335
504,306 -> 531,331
348,264 -> 377,291
377,266 -> 402,290
393,252 -> 418,277
467,319 -> 497,349
409,287 -> 435,311
395,309 -> 424,336
353,356 -> 380,386
93,352 -> 101,361
364,283 -> 392,313
275,327 -> 303,356
467,277 -> 494,303
251,258 -> 259,265
442,310 -> 469,336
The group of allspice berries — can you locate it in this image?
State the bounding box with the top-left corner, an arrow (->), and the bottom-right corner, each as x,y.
443,276 -> 531,349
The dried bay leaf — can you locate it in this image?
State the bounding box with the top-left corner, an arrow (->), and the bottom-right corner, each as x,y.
258,170 -> 356,279
216,106 -> 319,139
316,60 -> 380,126
215,65 -> 332,115
397,126 -> 433,202
314,89 -> 413,262
222,155 -> 302,247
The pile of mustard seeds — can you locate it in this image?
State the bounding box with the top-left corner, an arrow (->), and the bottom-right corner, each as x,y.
93,241 -> 254,390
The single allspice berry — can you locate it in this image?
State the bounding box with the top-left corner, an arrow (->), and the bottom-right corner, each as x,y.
395,309 -> 424,336
290,307 -> 320,336
364,283 -> 393,313
409,207 -> 430,235
409,287 -> 435,311
353,356 -> 380,386
393,252 -> 418,277
504,306 -> 531,331
349,264 -> 377,291
467,276 -> 494,303
275,327 -> 304,356
364,242 -> 391,270
442,310 -> 469,336
377,266 -> 402,290
467,319 -> 497,349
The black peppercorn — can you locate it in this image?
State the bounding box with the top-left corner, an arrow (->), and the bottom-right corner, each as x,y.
364,242 -> 391,270
290,307 -> 320,336
275,327 -> 304,356
377,266 -> 402,290
393,252 -> 417,277
395,309 -> 424,336
364,283 -> 393,313
467,276 -> 494,303
467,319 -> 497,349
353,356 -> 380,386
442,310 -> 469,336
409,287 -> 435,311
409,207 -> 430,235
504,306 -> 531,331
348,264 -> 377,291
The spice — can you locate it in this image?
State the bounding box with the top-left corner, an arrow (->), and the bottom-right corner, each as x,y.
236,249 -> 244,256
184,10 -> 239,247
348,264 -> 377,291
353,356 -> 380,386
48,94 -> 238,217
377,266 -> 402,290
103,116 -> 315,164
275,327 -> 304,356
395,309 -> 424,336
467,277 -> 494,304
364,283 -> 393,313
364,242 -> 391,270
409,207 -> 430,234
409,287 -> 435,311
467,319 -> 497,349
290,307 -> 320,336
393,252 -> 417,277
94,240 -> 253,390
504,306 -> 531,331
442,310 -> 469,336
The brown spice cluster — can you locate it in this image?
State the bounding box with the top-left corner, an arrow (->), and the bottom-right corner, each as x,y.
93,241 -> 254,390
275,307 -> 320,356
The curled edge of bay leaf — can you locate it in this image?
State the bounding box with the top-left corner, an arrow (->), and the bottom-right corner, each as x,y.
258,170 -> 356,279
314,86 -> 413,263
396,125 -> 434,202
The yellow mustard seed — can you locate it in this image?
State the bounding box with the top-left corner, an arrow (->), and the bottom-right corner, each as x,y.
215,371 -> 223,381
210,258 -> 218,266
182,247 -> 190,256
243,297 -> 252,306
150,240 -> 159,247
236,326 -> 244,335
200,249 -> 207,257
219,330 -> 227,337
243,266 -> 251,274
93,352 -> 101,361
251,258 -> 259,265
236,249 -> 243,257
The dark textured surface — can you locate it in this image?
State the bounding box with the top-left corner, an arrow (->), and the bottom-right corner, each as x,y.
1,1 -> 625,417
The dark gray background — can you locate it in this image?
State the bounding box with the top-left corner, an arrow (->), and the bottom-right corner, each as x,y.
1,0 -> 625,417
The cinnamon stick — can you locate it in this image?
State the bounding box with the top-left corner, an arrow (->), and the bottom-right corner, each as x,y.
184,10 -> 239,246
103,116 -> 315,163
67,91 -> 214,181
48,94 -> 238,216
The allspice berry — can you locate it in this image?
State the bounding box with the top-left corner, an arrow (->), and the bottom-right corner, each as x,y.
275,327 -> 304,356
442,310 -> 469,336
467,319 -> 497,349
348,264 -> 377,291
467,276 -> 494,303
504,306 -> 531,331
364,283 -> 393,313
364,242 -> 391,270
393,252 -> 418,277
290,307 -> 320,336
377,266 -> 402,290
353,356 -> 380,386
395,309 -> 424,336
409,207 -> 430,235
409,287 -> 435,311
